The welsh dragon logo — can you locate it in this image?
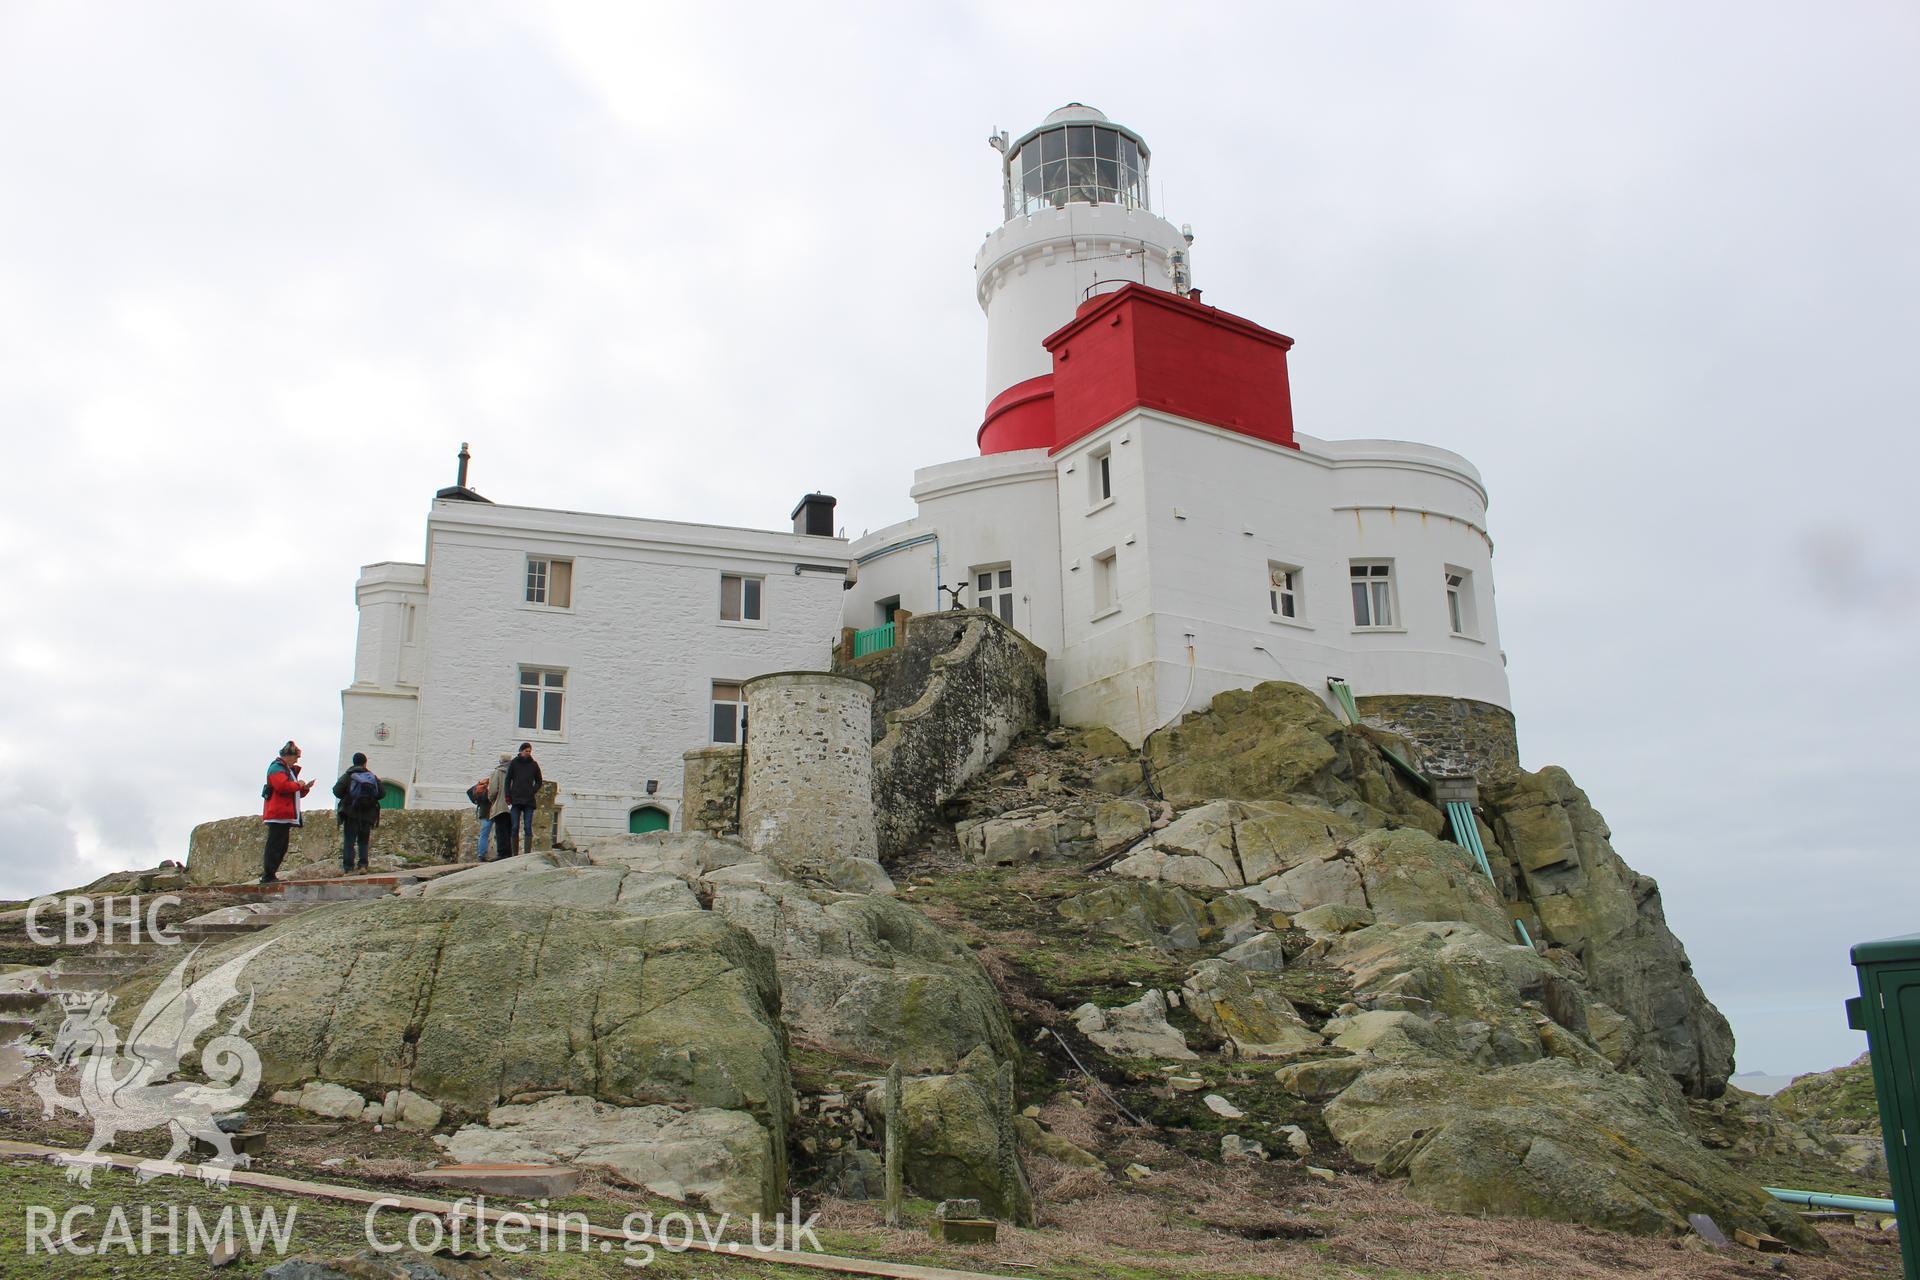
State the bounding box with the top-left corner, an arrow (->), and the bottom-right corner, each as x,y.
31,941 -> 273,1187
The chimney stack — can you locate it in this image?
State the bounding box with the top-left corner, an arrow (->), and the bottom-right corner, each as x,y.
791,493 -> 837,537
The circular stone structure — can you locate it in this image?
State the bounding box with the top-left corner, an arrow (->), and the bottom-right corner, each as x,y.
740,671 -> 877,873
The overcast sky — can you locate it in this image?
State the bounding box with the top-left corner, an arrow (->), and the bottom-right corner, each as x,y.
3,2 -> 1915,1078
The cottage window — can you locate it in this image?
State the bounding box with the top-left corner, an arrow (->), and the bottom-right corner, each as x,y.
517,667 -> 566,734
1269,563 -> 1301,620
525,557 -> 573,608
973,566 -> 1015,624
1350,562 -> 1395,628
711,681 -> 746,744
720,574 -> 763,623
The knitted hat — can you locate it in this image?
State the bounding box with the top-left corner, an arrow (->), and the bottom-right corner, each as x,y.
279,741 -> 300,758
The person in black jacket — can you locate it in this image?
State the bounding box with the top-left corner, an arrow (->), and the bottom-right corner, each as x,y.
505,742 -> 544,853
331,752 -> 382,874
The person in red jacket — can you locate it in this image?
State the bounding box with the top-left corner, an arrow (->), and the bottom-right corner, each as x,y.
261,740 -> 315,884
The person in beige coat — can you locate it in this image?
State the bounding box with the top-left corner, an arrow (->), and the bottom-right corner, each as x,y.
486,753 -> 515,857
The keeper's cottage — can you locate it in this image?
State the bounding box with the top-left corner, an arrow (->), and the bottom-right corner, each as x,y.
339,103 -> 1514,838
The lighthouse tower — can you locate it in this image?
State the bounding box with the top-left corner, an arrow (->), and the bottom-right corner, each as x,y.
975,105 -> 1193,449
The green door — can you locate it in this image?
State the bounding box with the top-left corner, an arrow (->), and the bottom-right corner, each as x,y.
378,782 -> 406,810
629,806 -> 669,834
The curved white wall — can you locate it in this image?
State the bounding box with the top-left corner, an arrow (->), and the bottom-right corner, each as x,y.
846,450 -> 1063,656
846,411 -> 1511,747
975,204 -> 1187,404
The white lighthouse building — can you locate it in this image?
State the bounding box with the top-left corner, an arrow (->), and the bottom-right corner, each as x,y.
843,103 -> 1512,752
338,103 -> 1519,840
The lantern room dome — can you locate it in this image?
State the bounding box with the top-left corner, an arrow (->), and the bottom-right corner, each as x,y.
1042,102 -> 1108,125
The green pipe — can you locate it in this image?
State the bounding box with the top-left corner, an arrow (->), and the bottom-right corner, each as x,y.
1764,1186 -> 1895,1214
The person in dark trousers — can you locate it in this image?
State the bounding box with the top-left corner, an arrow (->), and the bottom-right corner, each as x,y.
332,752 -> 383,874
487,753 -> 515,857
261,741 -> 315,884
505,742 -> 544,854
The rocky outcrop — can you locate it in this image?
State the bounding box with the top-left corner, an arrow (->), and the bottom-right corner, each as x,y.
115,894 -> 791,1135
1482,767 -> 1733,1097
118,829 -> 1033,1220
863,1044 -> 1035,1224
1142,682 -> 1443,834
1325,1058 -> 1818,1246
437,1095 -> 775,1215
1072,990 -> 1195,1060
1058,881 -> 1259,951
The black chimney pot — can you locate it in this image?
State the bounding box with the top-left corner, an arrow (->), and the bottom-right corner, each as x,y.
791,493 -> 837,537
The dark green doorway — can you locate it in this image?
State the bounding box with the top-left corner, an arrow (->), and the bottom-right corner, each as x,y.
629,806 -> 669,834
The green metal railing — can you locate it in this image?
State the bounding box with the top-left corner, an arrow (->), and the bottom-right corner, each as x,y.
852,621 -> 897,658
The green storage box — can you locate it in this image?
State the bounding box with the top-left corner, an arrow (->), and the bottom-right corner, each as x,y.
1850,932 -> 1920,1279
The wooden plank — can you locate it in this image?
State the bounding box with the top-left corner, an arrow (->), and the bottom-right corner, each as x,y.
1733,1227 -> 1788,1252
0,1140 -> 1011,1280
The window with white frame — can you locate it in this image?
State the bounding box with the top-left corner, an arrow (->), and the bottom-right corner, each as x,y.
711,681 -> 746,744
1092,548 -> 1119,615
973,565 -> 1015,623
517,666 -> 566,734
1269,563 -> 1302,620
1445,567 -> 1479,637
1350,562 -> 1396,628
1089,446 -> 1113,505
525,557 -> 573,608
719,573 -> 763,623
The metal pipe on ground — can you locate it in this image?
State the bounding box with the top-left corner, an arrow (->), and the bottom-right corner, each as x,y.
1764,1186 -> 1896,1214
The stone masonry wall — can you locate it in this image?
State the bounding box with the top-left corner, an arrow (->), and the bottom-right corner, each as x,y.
837,611 -> 975,741
186,809 -> 468,887
186,782 -> 561,886
872,610 -> 1049,857
1354,694 -> 1520,779
741,672 -> 877,873
681,745 -> 744,836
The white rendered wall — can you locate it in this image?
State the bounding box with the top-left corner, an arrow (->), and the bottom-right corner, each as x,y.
849,414 -> 1508,746
338,562 -> 428,781
1124,412 -> 1508,740
844,450 -> 1063,657
1050,421 -> 1162,737
344,499 -> 848,839
975,204 -> 1188,404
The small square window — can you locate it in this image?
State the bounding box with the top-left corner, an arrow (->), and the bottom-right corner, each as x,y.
711,681 -> 746,744
526,557 -> 573,609
720,574 -> 763,623
517,666 -> 566,734
1350,562 -> 1396,628
1269,563 -> 1301,620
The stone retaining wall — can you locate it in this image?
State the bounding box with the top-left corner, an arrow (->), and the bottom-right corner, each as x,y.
871,610 -> 1049,857
186,782 -> 562,885
1354,694 -> 1520,778
838,611 -> 976,742
681,745 -> 744,837
186,810 -> 469,886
